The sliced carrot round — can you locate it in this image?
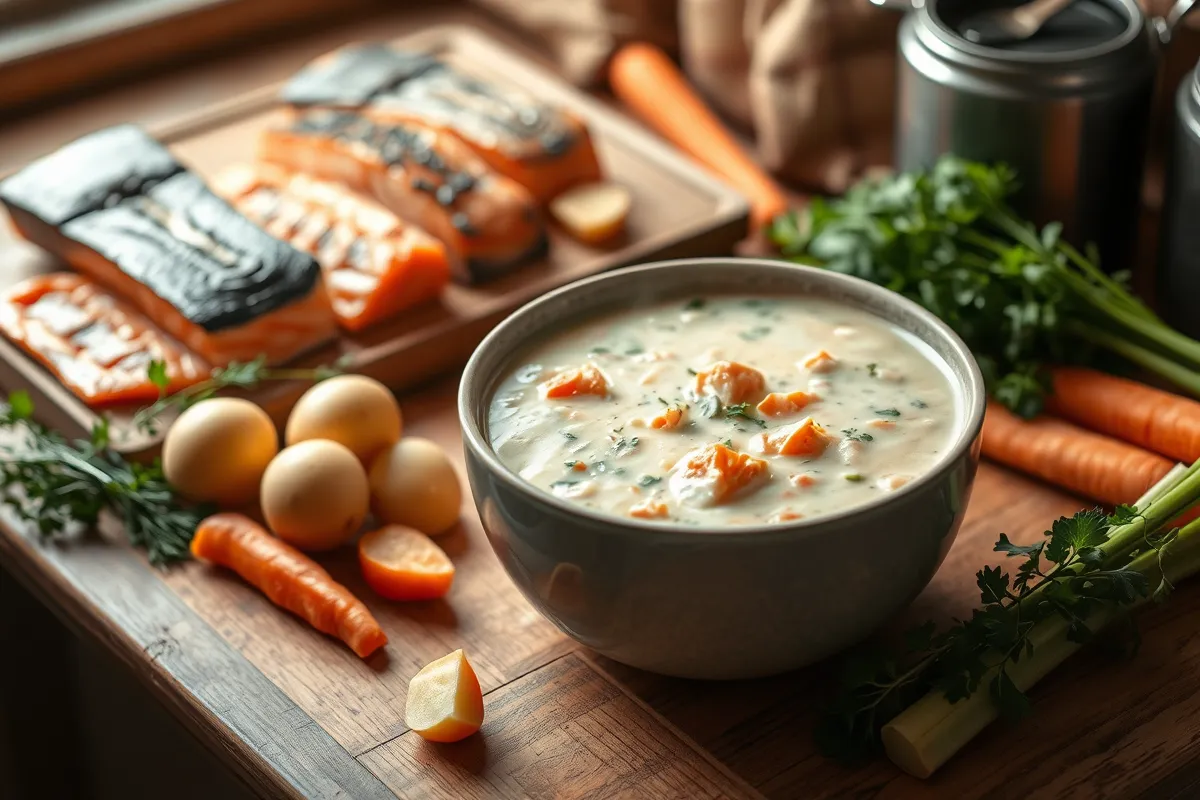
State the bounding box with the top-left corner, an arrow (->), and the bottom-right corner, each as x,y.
406,649 -> 484,743
358,525 -> 455,601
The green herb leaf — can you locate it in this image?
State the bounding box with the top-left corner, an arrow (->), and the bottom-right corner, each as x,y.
873,408 -> 901,418
684,298 -> 706,311
637,475 -> 662,488
147,360 -> 170,393
738,326 -> 772,341
724,402 -> 767,428
7,390 -> 33,421
993,533 -> 1042,558
866,363 -> 878,378
843,473 -> 864,482
698,394 -> 721,418
842,428 -> 874,443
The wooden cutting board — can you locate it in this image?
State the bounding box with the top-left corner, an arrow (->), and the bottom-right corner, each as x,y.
0,24 -> 749,457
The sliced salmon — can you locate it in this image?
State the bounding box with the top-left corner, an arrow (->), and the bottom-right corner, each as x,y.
668,443 -> 768,507
0,273 -> 210,407
751,418 -> 831,457
214,163 -> 450,332
650,404 -> 686,429
756,391 -> 816,417
0,125 -> 337,367
281,44 -> 602,203
260,109 -> 545,282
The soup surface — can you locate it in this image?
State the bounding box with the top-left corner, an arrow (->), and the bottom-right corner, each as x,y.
487,295 -> 957,526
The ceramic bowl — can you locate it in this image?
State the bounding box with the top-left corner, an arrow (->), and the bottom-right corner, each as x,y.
458,258 -> 984,679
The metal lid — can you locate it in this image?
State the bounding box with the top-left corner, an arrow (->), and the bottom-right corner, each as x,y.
908,0 -> 1157,90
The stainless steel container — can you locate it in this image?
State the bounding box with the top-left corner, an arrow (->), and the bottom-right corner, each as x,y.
896,0 -> 1183,272
1158,59 -> 1200,338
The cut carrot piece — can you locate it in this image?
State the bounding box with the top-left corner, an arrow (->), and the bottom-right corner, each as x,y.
405,649 -> 484,743
770,509 -> 803,523
756,391 -> 816,417
869,419 -> 896,430
799,350 -> 838,373
191,514 -> 387,659
983,400 -> 1173,507
358,525 -> 455,602
650,404 -> 687,430
751,417 -> 831,456
629,499 -> 669,519
539,364 -> 609,399
789,474 -> 817,488
694,360 -> 767,404
669,443 -> 768,507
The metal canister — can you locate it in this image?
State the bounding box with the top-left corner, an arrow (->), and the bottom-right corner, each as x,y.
895,0 -> 1171,272
1159,59 -> 1200,338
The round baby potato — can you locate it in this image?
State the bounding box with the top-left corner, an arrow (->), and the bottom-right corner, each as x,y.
369,438 -> 462,535
261,439 -> 369,551
285,375 -> 403,464
163,398 -> 278,507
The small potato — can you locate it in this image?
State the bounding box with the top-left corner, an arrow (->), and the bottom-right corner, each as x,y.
369,438 -> 462,535
261,440 -> 369,551
548,181 -> 631,244
163,398 -> 278,507
285,375 -> 402,465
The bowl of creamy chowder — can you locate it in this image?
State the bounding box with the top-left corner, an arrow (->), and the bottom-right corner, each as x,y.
459,258 -> 984,679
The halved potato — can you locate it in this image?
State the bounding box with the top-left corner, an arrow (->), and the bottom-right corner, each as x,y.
549,181 -> 631,244
405,649 -> 484,742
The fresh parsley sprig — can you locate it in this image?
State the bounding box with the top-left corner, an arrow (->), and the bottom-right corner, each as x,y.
770,156 -> 1200,417
0,391 -> 209,565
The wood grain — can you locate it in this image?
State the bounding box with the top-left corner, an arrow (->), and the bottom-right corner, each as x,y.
358,653 -> 761,800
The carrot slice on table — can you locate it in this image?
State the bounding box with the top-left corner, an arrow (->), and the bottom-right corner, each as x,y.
607,43 -> 789,229
1047,366 -> 1200,463
757,391 -> 816,417
539,364 -> 609,399
406,649 -> 484,743
358,525 -> 455,601
982,401 -> 1174,507
694,360 -> 767,404
191,513 -> 387,658
751,417 -> 831,457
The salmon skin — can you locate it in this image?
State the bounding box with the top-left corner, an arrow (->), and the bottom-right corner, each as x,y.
0,273 -> 210,407
281,44 -> 602,203
214,162 -> 451,332
0,125 -> 337,366
261,109 -> 546,283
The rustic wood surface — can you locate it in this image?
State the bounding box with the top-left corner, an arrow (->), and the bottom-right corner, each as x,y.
3,5 -> 1200,800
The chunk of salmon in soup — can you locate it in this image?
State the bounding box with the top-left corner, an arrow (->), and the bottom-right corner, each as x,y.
487,295 -> 957,526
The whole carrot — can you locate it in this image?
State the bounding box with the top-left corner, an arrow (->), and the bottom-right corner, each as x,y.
191,513 -> 387,659
983,401 -> 1174,507
1047,366 -> 1200,463
608,42 -> 789,229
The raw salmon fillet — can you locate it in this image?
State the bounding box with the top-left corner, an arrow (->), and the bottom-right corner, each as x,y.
214,162 -> 451,332
260,109 -> 546,282
281,44 -> 602,203
0,125 -> 338,367
0,273 -> 210,407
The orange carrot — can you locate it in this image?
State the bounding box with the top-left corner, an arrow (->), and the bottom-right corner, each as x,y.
539,364 -> 608,399
608,43 -> 789,229
191,513 -> 387,658
357,525 -> 455,602
982,401 -> 1174,507
1047,366 -> 1200,463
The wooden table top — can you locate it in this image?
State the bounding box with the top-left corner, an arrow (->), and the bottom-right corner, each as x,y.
5,5 -> 1200,800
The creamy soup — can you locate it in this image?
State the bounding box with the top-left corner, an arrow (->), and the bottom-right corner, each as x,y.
487,295 -> 957,526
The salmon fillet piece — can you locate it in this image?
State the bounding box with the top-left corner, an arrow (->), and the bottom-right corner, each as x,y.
0,125 -> 338,367
280,44 -> 602,203
0,273 -> 210,407
260,109 -> 546,282
214,162 -> 450,332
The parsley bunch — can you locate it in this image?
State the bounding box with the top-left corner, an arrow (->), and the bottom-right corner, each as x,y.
770,157 -> 1200,417
818,461 -> 1200,775
0,392 -> 209,565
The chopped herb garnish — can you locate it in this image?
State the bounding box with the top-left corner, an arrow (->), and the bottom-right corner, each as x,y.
842,428 -> 874,442
564,460 -> 582,469
739,326 -> 772,341
866,363 -> 878,378
562,431 -> 578,440
625,345 -> 645,356
590,346 -> 610,355
843,473 -> 864,482
550,479 -> 581,488
610,437 -> 640,457
658,396 -> 670,405
686,367 -> 698,376
684,298 -> 706,311
874,408 -> 901,417
722,438 -> 734,448
724,402 -> 767,428
612,426 -> 624,434
912,399 -> 929,409
637,475 -> 662,488
697,394 -> 722,418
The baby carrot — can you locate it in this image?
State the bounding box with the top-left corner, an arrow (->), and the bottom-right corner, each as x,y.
1047,366 -> 1200,463
191,513 -> 387,658
983,401 -> 1174,507
608,43 -> 789,229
